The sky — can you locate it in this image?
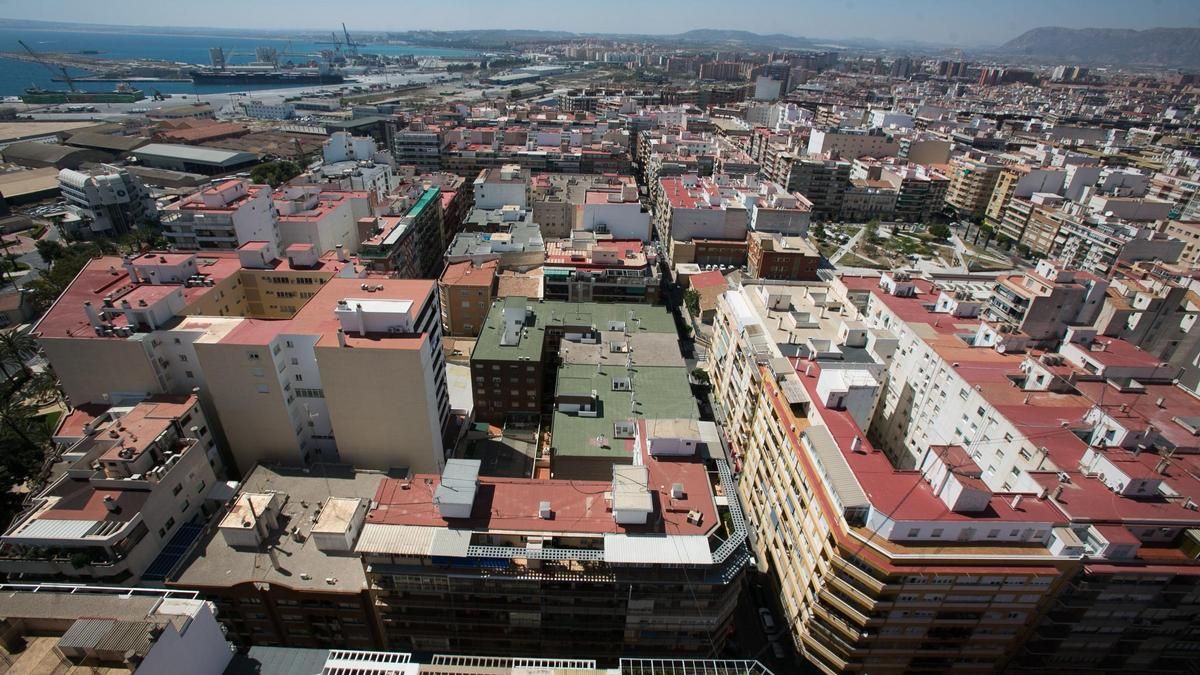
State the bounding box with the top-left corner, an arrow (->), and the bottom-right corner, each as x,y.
1,0 -> 1198,46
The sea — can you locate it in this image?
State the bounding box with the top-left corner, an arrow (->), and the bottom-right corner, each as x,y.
0,27 -> 478,97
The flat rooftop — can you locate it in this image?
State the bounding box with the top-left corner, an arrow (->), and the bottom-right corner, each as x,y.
170,464 -> 388,593
366,452 -> 717,538
472,300 -> 678,363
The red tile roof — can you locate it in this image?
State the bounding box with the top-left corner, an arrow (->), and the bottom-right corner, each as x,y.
367,455 -> 717,537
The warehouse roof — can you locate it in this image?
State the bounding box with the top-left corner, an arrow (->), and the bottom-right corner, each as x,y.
132,143 -> 258,166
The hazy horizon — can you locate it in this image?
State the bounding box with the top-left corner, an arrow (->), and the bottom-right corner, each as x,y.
1,0 -> 1197,47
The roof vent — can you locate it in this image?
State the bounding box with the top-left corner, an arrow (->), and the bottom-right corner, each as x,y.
671,482 -> 686,499
539,501 -> 552,519
686,510 -> 704,525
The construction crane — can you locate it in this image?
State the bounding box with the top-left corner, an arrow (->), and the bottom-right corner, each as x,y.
342,23 -> 360,57
18,39 -> 78,92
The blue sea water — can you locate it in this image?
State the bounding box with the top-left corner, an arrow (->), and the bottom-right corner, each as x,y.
0,27 -> 477,96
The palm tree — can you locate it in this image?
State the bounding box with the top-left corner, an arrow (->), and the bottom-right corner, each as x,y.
0,330 -> 38,383
0,395 -> 44,452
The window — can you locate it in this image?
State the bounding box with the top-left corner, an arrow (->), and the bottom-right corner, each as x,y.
180,499 -> 190,512
907,528 -> 921,538
931,528 -> 944,538
172,483 -> 182,495
987,529 -> 1000,538
165,517 -> 175,529
1010,466 -> 1021,476
959,388 -> 969,400
295,374 -> 303,382
247,352 -> 260,361
257,384 -> 270,394
178,354 -> 188,362
185,370 -> 194,378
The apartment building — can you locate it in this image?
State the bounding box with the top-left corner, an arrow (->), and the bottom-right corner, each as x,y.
358,187 -> 445,277
358,449 -> 746,659
842,179 -> 898,222
171,464 -> 388,650
880,165 -> 950,224
543,233 -> 661,303
946,154 -> 1003,220
469,299 -> 677,426
657,174 -> 797,264
1054,216 -> 1184,275
530,173 -> 650,240
1161,219 -> 1200,266
986,260 -> 1109,345
807,129 -> 901,160
34,249 -> 450,476
273,185 -> 370,257
746,231 -> 823,281
438,259 -> 497,337
0,584 -> 232,675
713,273 -> 1200,672
392,124 -> 446,171
161,180 -> 278,251
57,164 -> 157,238
300,131 -> 396,199
781,156 -> 852,222
656,175 -> 752,266
848,273 -> 1200,671
711,281 -> 1075,673
984,166 -> 1066,230
0,395 -> 221,584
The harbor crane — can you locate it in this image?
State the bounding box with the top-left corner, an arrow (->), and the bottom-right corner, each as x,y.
18,39 -> 79,92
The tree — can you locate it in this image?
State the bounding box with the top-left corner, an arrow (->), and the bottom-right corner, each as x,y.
690,368 -> 711,386
929,224 -> 952,241
979,224 -> 996,249
683,289 -> 701,317
508,88 -> 522,100
25,245 -> 101,312
249,160 -> 302,188
0,330 -> 38,383
812,222 -> 827,241
34,239 -> 65,265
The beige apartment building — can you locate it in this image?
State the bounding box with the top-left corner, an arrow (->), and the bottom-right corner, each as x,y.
945,154 -> 1003,219
1161,219 -> 1200,266
34,247 -> 449,476
711,275 -> 1200,673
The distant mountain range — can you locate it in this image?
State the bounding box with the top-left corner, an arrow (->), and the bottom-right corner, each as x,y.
998,27 -> 1200,67
392,28 -> 825,50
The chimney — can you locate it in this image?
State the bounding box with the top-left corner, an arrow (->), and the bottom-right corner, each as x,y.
122,256 -> 139,284
355,303 -> 366,336
103,495 -> 120,512
337,327 -> 347,348
850,437 -> 863,454
83,302 -> 103,329
336,244 -> 347,262
1010,494 -> 1023,510
1051,484 -> 1064,501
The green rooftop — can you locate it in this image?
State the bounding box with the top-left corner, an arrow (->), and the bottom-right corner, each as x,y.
471,300 -> 678,363
551,363 -> 698,459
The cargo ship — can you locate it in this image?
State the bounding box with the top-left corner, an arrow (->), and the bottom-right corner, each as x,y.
21,83 -> 145,104
188,69 -> 345,85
